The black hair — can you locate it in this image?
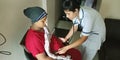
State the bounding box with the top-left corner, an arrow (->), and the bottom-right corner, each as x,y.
63,0 -> 81,12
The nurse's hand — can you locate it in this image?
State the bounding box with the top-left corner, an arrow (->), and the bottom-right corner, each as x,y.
59,37 -> 66,43
56,46 -> 69,54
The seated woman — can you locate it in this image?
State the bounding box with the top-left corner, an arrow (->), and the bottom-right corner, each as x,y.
23,6 -> 82,60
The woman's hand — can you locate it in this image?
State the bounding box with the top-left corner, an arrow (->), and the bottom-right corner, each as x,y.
56,46 -> 69,54
59,37 -> 67,43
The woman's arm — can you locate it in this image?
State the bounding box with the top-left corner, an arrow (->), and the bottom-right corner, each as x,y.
36,52 -> 54,60
63,25 -> 78,42
67,35 -> 88,49
57,35 -> 88,54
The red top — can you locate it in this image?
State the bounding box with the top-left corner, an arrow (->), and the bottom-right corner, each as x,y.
25,29 -> 82,60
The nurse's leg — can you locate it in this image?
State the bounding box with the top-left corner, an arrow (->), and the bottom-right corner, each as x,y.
80,45 -> 86,58
82,48 -> 97,60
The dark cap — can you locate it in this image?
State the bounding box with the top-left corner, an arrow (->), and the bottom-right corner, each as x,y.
24,6 -> 47,23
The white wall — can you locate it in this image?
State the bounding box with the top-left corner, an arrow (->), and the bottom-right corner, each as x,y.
47,0 -> 56,31
100,0 -> 120,19
47,0 -> 62,31
0,0 -> 43,60
0,0 -> 61,60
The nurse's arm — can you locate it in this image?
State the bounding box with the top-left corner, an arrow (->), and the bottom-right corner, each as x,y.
65,25 -> 78,42
67,35 -> 88,49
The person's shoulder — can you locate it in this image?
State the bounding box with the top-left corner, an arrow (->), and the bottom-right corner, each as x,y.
26,29 -> 40,38
81,6 -> 100,15
27,29 -> 36,35
81,6 -> 95,11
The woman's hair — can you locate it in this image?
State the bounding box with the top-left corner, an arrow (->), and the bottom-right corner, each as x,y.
63,0 -> 81,12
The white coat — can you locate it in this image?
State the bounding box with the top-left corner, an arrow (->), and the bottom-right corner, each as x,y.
72,6 -> 106,60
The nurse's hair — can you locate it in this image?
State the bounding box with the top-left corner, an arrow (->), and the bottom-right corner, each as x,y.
63,0 -> 81,12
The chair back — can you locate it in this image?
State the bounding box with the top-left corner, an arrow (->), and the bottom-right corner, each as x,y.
20,32 -> 36,60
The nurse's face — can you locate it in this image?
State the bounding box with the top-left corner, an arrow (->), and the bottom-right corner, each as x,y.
64,9 -> 78,21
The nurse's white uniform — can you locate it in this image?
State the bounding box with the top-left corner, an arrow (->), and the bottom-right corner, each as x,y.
73,6 -> 106,60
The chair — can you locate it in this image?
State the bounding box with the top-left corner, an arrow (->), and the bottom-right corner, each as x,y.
20,32 -> 36,60
99,18 -> 120,60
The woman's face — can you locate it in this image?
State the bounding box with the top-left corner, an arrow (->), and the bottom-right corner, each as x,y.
34,16 -> 47,28
64,9 -> 78,21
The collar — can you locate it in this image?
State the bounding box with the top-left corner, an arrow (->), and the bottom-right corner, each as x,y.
72,8 -> 84,24
79,8 -> 84,20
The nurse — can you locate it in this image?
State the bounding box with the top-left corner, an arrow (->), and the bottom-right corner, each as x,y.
57,0 -> 106,60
